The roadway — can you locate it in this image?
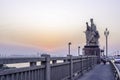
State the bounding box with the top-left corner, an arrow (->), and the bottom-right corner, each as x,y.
77,63 -> 114,80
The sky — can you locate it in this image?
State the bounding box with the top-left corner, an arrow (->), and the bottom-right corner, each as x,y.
0,0 -> 120,56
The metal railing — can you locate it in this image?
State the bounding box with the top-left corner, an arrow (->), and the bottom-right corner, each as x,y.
109,60 -> 120,80
0,54 -> 98,80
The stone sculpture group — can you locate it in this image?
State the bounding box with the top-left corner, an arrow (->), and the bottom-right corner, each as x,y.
85,18 -> 100,46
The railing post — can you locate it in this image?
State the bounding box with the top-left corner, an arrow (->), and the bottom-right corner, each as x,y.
95,56 -> 98,65
81,56 -> 83,75
85,56 -> 87,71
41,54 -> 51,80
93,56 -> 95,66
64,59 -> 68,62
30,62 -> 36,66
0,64 -> 3,68
67,55 -> 73,80
52,60 -> 57,64
90,57 -> 93,69
87,56 -> 89,71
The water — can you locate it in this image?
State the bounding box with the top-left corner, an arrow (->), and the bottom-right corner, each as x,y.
6,62 -> 41,68
5,60 -> 63,68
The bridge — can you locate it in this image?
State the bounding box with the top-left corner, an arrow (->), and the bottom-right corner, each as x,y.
0,54 -> 120,80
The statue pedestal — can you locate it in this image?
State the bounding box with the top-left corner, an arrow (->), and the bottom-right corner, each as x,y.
83,45 -> 101,63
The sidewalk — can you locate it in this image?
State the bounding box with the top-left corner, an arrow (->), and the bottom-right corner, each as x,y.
77,63 -> 114,80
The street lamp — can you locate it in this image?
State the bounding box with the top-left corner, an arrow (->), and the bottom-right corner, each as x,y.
104,28 -> 109,57
78,46 -> 80,56
117,50 -> 119,56
68,42 -> 72,55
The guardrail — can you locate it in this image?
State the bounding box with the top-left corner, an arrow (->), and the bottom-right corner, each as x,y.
0,54 -> 98,80
109,60 -> 120,80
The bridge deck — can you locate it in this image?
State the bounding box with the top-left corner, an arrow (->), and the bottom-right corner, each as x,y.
77,63 -> 114,80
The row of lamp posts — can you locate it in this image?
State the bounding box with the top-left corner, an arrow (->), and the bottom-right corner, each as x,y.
68,42 -> 81,56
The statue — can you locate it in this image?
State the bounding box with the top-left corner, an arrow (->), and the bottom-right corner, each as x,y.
83,19 -> 101,63
85,22 -> 91,45
85,18 -> 100,46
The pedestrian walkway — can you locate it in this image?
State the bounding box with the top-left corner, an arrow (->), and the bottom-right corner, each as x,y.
77,64 -> 114,80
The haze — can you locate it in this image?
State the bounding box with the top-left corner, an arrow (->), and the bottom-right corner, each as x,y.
0,0 -> 120,56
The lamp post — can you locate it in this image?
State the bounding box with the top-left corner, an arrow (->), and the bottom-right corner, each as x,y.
117,50 -> 119,56
104,28 -> 109,57
68,42 -> 72,55
78,46 -> 80,56
103,46 -> 105,57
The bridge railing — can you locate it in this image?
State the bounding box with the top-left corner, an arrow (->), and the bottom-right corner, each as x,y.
0,54 -> 98,80
109,60 -> 120,80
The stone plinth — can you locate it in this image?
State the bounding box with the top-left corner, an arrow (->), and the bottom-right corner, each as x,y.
83,45 -> 101,63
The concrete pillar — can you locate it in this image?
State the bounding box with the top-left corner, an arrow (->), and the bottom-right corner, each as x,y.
63,60 -> 66,62
63,59 -> 68,62
90,57 -> 92,69
52,60 -> 57,64
87,56 -> 89,71
0,64 -> 3,68
41,54 -> 50,80
67,55 -> 73,80
30,62 -> 36,66
81,57 -> 83,75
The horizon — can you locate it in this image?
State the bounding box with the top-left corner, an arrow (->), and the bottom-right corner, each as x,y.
0,0 -> 120,56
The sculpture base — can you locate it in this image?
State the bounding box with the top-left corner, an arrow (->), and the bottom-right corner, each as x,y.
83,45 -> 101,63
